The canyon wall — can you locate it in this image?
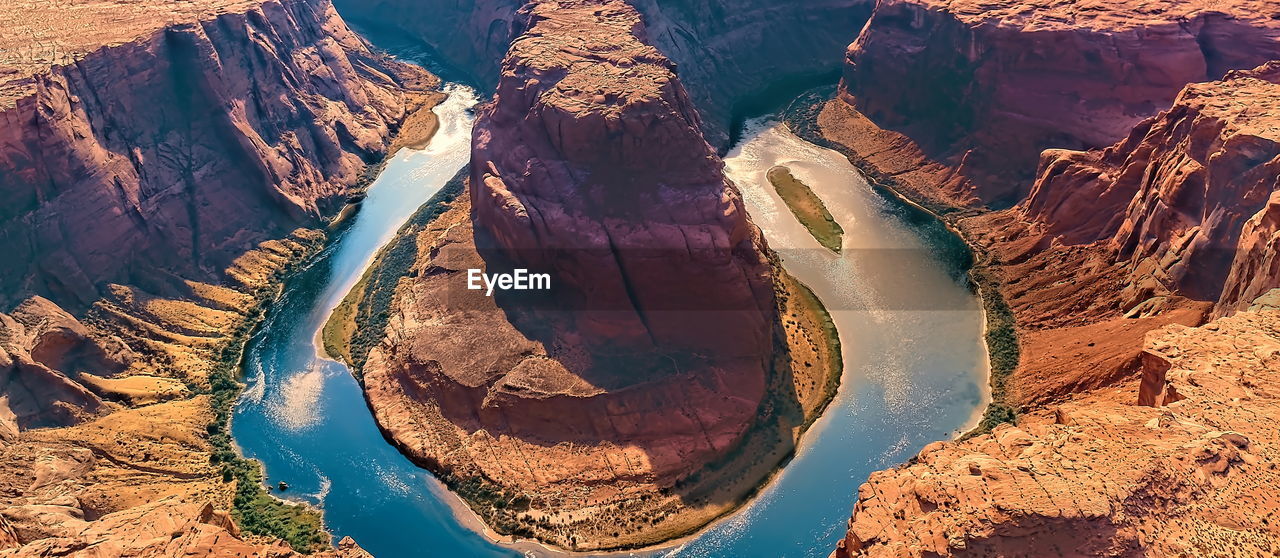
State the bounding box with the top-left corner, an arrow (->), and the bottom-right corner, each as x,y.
335,0 -> 872,146
840,0 -> 1280,207
1023,62 -> 1280,315
0,0 -> 432,312
833,290 -> 1280,557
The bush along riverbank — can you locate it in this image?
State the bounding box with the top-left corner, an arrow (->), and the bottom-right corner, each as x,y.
204,232 -> 332,552
782,86 -> 1021,435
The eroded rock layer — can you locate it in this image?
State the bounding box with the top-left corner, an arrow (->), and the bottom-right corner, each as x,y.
471,0 -> 777,360
335,0 -> 872,145
0,0 -> 435,311
834,291 -> 1280,557
840,0 -> 1280,206
1023,62 -> 1280,315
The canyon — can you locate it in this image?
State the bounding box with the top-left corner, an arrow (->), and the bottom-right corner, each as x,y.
818,0 -> 1280,555
2,0 -> 1280,554
333,0 -> 873,146
0,0 -> 439,554
331,0 -> 842,549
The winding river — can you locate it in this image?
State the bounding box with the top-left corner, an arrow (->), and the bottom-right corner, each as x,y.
232,85 -> 989,557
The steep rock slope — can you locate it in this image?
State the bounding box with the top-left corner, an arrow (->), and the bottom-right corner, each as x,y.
470,0 -> 777,360
335,0 -> 872,146
840,0 -> 1280,206
0,0 -> 434,311
834,290 -> 1280,557
1023,62 -> 1280,315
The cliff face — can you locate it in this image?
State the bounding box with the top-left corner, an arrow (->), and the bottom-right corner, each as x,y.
840,0 -> 1280,206
0,0 -> 433,311
336,0 -> 872,146
471,0 -> 777,359
834,290 -> 1280,558
1023,62 -> 1280,315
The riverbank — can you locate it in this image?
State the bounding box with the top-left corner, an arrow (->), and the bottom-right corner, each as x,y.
782,88 -> 1019,436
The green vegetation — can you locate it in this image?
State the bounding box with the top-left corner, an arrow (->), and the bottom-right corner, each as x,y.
205,239 -> 329,553
767,165 -> 844,253
326,169 -> 468,374
782,86 -> 1021,437
965,264 -> 1021,437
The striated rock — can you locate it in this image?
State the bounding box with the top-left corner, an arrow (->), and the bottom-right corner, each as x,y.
470,0 -> 777,360
1023,62 -> 1280,314
840,0 -> 1280,206
337,0 -> 872,146
343,1 -> 841,549
611,0 -> 873,145
834,292 -> 1280,557
332,0 -> 523,86
0,0 -> 435,311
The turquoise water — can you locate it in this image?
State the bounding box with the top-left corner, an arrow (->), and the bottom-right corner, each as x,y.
231,87 -> 988,557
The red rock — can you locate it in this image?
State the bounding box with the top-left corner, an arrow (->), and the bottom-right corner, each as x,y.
834,293 -> 1280,557
337,0 -> 874,146
470,0 -> 777,358
1023,62 -> 1280,313
0,0 -> 432,311
0,297 -> 135,433
840,0 -> 1280,206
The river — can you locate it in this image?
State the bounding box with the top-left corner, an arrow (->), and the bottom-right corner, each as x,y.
231,88 -> 989,557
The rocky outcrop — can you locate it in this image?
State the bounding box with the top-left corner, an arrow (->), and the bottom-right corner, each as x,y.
613,0 -> 873,145
840,0 -> 1280,206
1023,62 -> 1280,315
336,0 -> 872,146
833,290 -> 1280,557
471,0 -> 777,359
0,497 -> 370,558
0,297 -> 133,434
0,0 -> 434,311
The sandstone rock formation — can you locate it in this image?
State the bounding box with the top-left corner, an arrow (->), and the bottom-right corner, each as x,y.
471,0 -> 777,360
0,0 -> 435,311
0,497 -> 370,558
0,297 -> 132,434
1023,62 -> 1280,315
336,0 -> 873,146
834,291 -> 1280,557
840,0 -> 1280,206
340,0 -> 842,549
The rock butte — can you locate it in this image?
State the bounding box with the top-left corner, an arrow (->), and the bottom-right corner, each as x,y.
333,0 -> 874,146
0,0 -> 436,312
343,0 -> 839,550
